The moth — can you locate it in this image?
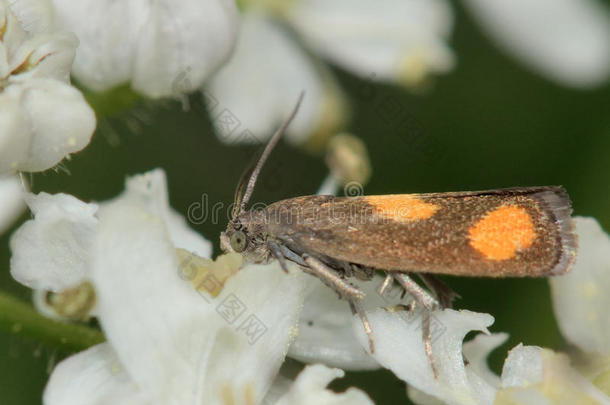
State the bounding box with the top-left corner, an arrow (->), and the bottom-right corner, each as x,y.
220,94 -> 577,376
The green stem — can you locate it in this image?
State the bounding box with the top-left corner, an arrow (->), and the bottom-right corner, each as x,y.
0,291 -> 104,352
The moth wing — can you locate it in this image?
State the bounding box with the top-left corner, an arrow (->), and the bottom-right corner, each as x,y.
265,187 -> 576,277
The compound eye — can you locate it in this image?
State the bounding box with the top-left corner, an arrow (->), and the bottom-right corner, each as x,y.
230,231 -> 247,253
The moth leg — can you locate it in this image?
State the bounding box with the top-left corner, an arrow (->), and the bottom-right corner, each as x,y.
267,240 -> 289,273
278,244 -> 308,267
418,274 -> 460,309
349,299 -> 375,354
394,273 -> 440,378
393,273 -> 439,310
378,273 -> 394,296
417,275 -> 469,367
422,310 -> 439,378
300,255 -> 373,352
302,255 -> 365,300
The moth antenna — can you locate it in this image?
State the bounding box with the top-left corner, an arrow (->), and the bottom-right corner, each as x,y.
231,163 -> 255,220
238,92 -> 305,213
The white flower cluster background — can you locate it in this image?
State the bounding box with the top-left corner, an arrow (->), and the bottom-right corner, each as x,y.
1,0 -> 610,404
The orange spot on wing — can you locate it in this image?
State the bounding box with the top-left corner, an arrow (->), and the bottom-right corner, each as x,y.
468,205 -> 536,260
365,195 -> 439,222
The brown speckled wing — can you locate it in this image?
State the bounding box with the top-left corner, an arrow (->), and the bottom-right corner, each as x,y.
264,187 -> 576,277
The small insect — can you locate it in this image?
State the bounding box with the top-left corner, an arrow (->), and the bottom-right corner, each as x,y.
221,94 -> 577,376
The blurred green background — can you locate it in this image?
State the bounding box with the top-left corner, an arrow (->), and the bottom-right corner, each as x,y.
1,2 -> 610,404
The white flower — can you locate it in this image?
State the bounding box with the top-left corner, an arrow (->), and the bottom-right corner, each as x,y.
105,169 -> 212,257
40,197 -> 302,404
495,344 -> 610,405
550,217 -> 610,355
283,0 -> 455,86
205,11 -> 347,146
10,192 -> 98,291
463,0 -> 610,88
0,175 -> 27,235
3,0 -> 56,33
291,271 -> 501,404
549,217 -> 610,396
0,0 -> 96,173
10,169 -> 211,295
204,0 -> 454,145
9,176 -> 368,404
406,335 -> 610,405
9,168 -> 370,403
347,293 -> 608,405
269,364 -> 374,405
49,0 -> 239,98
354,307 -> 499,405
196,0 -> 610,149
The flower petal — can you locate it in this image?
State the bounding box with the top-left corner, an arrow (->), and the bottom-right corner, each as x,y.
5,78 -> 96,172
407,389 -> 446,405
0,175 -> 26,234
7,0 -> 56,34
290,274 -> 414,371
1,3 -> 29,61
354,308 -> 497,405
49,0 -> 139,91
497,344 -> 610,405
550,217 -> 610,355
1,1 -> 95,174
0,88 -> 33,173
205,11 -> 347,145
284,0 -> 455,86
9,30 -> 77,82
44,343 -> 145,405
105,168 -> 212,258
271,364 -> 374,405
51,0 -> 239,97
131,0 -> 239,98
463,0 -> 610,88
461,332 -> 506,388
91,198 -> 307,403
409,332 -> 507,405
500,344 -> 543,388
10,192 -> 98,291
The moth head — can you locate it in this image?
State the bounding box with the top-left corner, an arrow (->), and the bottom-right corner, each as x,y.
221,213 -> 268,263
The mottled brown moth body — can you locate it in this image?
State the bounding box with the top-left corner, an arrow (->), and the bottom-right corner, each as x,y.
221,94 -> 578,377
263,188 -> 576,278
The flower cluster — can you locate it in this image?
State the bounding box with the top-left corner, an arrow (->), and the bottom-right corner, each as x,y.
0,0 -> 95,174
49,0 -> 239,98
0,0 -> 96,234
